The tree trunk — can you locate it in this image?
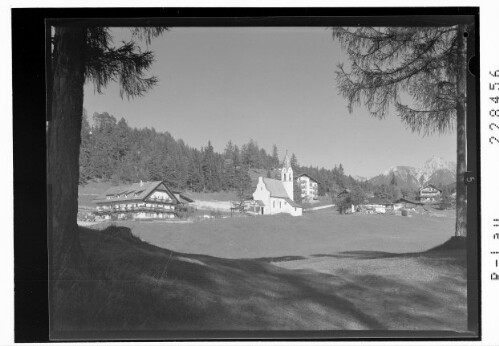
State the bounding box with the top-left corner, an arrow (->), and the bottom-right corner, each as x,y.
48,26 -> 87,279
455,25 -> 467,237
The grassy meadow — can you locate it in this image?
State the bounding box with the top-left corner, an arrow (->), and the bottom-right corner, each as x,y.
53,206 -> 467,337
91,210 -> 457,258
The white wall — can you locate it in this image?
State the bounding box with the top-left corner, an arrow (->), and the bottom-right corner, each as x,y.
297,176 -> 318,200
148,190 -> 172,201
253,176 -> 302,216
253,177 -> 271,214
269,197 -> 302,216
281,167 -> 294,200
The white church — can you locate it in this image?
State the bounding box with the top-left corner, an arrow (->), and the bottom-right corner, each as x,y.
252,154 -> 303,216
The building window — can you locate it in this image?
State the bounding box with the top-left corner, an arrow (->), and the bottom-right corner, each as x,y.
273,201 -> 275,208
280,201 -> 281,208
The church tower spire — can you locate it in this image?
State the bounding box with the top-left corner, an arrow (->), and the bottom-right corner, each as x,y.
281,152 -> 294,200
283,151 -> 291,169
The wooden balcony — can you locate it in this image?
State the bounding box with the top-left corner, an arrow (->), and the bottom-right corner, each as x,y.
95,205 -> 178,215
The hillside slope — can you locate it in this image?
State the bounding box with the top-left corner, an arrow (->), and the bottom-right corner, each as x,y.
51,226 -> 467,338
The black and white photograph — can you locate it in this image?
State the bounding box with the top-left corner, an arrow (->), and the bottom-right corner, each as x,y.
10,5 -> 496,344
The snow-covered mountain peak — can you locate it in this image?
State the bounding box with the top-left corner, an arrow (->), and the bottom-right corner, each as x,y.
382,166 -> 398,176
371,156 -> 456,189
417,156 -> 455,181
383,165 -> 417,177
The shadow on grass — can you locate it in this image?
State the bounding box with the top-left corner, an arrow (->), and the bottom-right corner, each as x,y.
311,237 -> 467,268
255,255 -> 308,263
51,226 -> 467,337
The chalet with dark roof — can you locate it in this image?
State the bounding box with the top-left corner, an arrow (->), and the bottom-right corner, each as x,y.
417,184 -> 442,203
94,181 -> 181,220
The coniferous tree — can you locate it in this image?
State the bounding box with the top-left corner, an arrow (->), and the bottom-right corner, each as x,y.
49,25 -> 166,276
259,148 -> 268,169
233,145 -> 241,169
90,112 -> 118,179
293,182 -> 303,204
235,165 -> 252,200
290,153 -> 299,171
77,115 -> 373,202
337,186 -> 365,214
115,117 -> 130,162
271,144 -> 279,168
333,25 -> 470,237
224,140 -> 235,160
78,111 -> 93,184
223,158 -> 237,191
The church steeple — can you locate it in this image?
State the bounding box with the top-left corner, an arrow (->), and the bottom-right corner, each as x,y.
283,152 -> 291,170
281,152 -> 294,200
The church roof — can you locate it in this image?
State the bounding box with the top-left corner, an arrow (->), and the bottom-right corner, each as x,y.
94,181 -> 179,204
296,173 -> 319,184
262,178 -> 290,199
254,200 -> 265,206
284,198 -> 302,208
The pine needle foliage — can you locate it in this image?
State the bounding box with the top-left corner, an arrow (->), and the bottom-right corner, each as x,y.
83,27 -> 168,99
333,26 -> 462,136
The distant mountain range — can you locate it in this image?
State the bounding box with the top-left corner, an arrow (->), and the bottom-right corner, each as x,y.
368,156 -> 456,190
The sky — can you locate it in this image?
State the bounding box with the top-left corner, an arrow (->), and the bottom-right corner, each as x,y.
83,27 -> 457,178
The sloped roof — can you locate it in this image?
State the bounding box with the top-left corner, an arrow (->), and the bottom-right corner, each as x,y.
262,178 -> 290,199
337,189 -> 351,197
420,184 -> 442,192
94,181 -> 179,204
172,190 -> 195,203
296,173 -> 319,184
178,194 -> 195,203
284,198 -> 302,208
394,197 -> 423,205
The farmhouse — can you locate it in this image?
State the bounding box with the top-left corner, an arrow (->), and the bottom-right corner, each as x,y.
296,173 -> 319,201
94,181 -> 181,220
252,155 -> 302,216
394,197 -> 424,208
417,184 -> 442,203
